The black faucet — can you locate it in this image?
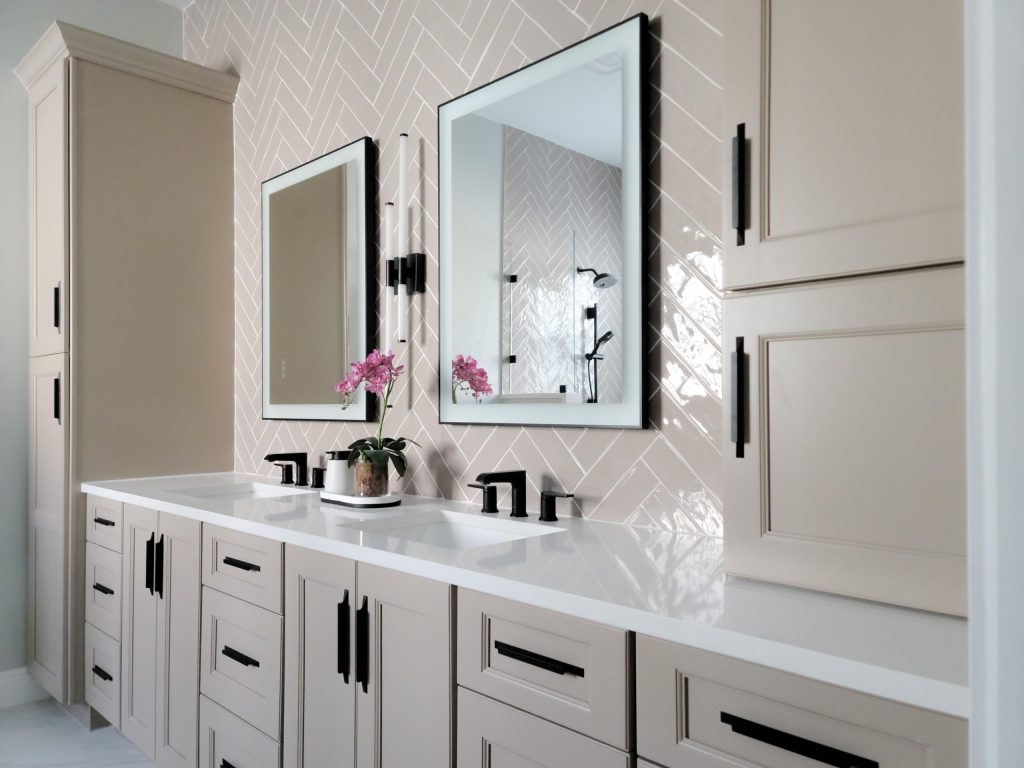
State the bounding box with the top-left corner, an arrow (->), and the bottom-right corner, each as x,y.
264,452 -> 308,486
474,470 -> 527,517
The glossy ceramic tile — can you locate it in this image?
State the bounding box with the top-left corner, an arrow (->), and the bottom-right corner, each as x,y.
0,700 -> 152,768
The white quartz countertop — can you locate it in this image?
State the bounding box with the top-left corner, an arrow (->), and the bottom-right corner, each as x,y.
82,472 -> 968,718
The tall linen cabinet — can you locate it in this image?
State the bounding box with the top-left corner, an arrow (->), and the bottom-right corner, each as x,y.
16,22 -> 237,708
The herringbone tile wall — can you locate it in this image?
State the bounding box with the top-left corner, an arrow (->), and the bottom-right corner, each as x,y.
183,0 -> 725,534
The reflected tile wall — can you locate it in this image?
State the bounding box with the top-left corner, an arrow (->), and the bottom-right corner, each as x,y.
183,0 -> 724,535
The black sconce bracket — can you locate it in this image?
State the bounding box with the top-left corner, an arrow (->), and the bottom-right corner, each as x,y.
387,253 -> 426,295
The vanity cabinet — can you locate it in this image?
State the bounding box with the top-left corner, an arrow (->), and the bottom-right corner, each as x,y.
722,0 -> 963,289
121,504 -> 202,767
16,22 -> 237,708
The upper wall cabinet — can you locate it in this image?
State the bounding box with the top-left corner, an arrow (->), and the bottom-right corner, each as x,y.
262,138 -> 376,421
723,0 -> 964,290
438,15 -> 647,428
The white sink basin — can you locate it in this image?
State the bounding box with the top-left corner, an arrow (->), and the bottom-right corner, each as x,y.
337,509 -> 562,552
174,482 -> 313,501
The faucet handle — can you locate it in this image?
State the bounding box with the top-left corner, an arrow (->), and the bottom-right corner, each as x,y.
274,463 -> 295,485
539,490 -> 574,522
468,483 -> 498,514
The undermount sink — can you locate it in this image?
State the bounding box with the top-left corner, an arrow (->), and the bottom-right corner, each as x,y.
174,481 -> 313,501
336,509 -> 563,552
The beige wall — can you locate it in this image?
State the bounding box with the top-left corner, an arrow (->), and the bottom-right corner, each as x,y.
0,0 -> 182,674
184,0 -> 724,532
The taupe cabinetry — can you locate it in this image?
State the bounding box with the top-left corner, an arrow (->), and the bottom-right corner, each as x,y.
636,635 -> 967,768
723,0 -> 963,289
83,494 -> 122,727
120,504 -> 202,767
16,22 -> 237,707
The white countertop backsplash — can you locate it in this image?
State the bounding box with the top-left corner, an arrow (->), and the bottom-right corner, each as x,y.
82,472 -> 968,718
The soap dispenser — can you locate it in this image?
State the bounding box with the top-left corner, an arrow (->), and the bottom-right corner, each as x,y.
325,450 -> 354,495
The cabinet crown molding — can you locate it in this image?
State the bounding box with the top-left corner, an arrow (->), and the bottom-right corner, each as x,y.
16,20 -> 239,103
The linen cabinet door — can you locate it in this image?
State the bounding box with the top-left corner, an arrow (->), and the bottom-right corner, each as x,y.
355,564 -> 452,768
283,546 -> 357,768
121,504 -> 160,759
723,0 -> 963,289
723,267 -> 966,615
155,514 -> 202,768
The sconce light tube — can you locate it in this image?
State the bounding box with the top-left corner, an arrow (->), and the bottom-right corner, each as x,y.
384,202 -> 394,351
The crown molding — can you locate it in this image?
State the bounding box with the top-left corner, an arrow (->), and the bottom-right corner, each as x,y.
16,20 -> 238,103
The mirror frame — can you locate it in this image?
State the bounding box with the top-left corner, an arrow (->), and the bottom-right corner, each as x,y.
261,136 -> 377,421
437,14 -> 648,429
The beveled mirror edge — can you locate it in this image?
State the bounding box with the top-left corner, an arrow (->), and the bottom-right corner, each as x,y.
261,135 -> 378,422
436,13 -> 649,429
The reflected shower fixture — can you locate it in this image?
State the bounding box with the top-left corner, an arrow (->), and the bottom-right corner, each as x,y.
586,330 -> 614,361
584,305 -> 614,403
576,266 -> 618,288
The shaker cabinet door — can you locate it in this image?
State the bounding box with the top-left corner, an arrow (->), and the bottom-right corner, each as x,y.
723,0 -> 963,289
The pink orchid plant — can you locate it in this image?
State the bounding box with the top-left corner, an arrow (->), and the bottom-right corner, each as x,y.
336,349 -> 417,476
451,355 -> 493,404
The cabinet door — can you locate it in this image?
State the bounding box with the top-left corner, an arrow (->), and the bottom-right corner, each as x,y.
121,504 -> 160,759
26,353 -> 68,700
355,564 -> 452,768
723,267 -> 966,615
283,546 -> 357,768
155,514 -> 202,768
26,57 -> 68,356
723,0 -> 963,289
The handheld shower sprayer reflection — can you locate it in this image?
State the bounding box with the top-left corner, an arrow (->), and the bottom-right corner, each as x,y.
586,330 -> 614,361
576,266 -> 618,288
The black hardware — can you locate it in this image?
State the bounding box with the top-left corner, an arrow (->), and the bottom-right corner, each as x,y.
576,266 -> 617,288
221,645 -> 260,668
222,556 -> 261,573
583,305 -> 613,404
387,252 -> 427,295
731,337 -> 747,459
53,285 -> 60,329
507,355 -> 517,364
494,641 -> 584,678
310,466 -> 325,489
94,517 -> 115,527
507,273 -> 518,283
91,665 -> 113,682
221,761 -> 237,768
92,583 -> 114,596
275,463 -> 294,485
355,596 -> 369,693
732,123 -> 747,246
720,712 -> 878,768
53,376 -> 60,422
264,452 -> 308,486
468,482 -> 498,514
539,490 -> 574,522
475,470 -> 527,517
154,534 -> 165,599
145,533 -> 155,595
338,590 -> 351,683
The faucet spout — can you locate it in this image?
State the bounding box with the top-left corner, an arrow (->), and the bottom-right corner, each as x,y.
474,470 -> 527,517
264,452 -> 309,487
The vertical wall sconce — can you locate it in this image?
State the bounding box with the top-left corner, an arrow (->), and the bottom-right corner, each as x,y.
382,132 -> 426,350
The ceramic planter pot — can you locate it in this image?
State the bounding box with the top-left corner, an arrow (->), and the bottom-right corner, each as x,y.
353,457 -> 389,497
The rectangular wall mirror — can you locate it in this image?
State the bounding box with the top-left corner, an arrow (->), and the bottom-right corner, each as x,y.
262,137 -> 375,420
439,15 -> 647,428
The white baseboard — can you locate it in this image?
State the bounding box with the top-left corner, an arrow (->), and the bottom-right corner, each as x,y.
0,667 -> 48,709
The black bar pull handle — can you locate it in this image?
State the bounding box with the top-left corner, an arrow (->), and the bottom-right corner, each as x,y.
732,123 -> 748,246
355,596 -> 369,693
144,533 -> 155,595
494,641 -> 585,678
53,284 -> 60,329
338,589 -> 351,683
91,665 -> 113,682
154,534 -> 165,599
720,712 -> 879,768
52,376 -> 60,423
222,555 -> 261,572
92,583 -> 114,596
731,336 -> 747,459
94,516 -> 115,527
221,645 -> 260,668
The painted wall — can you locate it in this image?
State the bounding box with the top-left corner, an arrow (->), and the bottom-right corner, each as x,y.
0,0 -> 182,674
184,0 -> 724,534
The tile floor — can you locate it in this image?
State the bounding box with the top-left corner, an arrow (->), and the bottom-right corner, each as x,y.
0,700 -> 153,767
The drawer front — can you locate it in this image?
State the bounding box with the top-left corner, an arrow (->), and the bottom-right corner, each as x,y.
85,541 -> 122,641
636,636 -> 967,768
84,623 -> 120,727
457,589 -> 630,749
203,524 -> 283,613
200,695 -> 281,768
458,688 -> 629,768
201,587 -> 283,739
86,495 -> 123,552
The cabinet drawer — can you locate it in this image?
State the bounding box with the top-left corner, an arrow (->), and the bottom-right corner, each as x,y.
200,695 -> 280,768
201,587 -> 283,739
203,524 -> 283,613
86,495 -> 123,552
458,688 -> 629,768
457,589 -> 630,749
85,542 -> 121,641
636,635 -> 967,768
84,623 -> 120,728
